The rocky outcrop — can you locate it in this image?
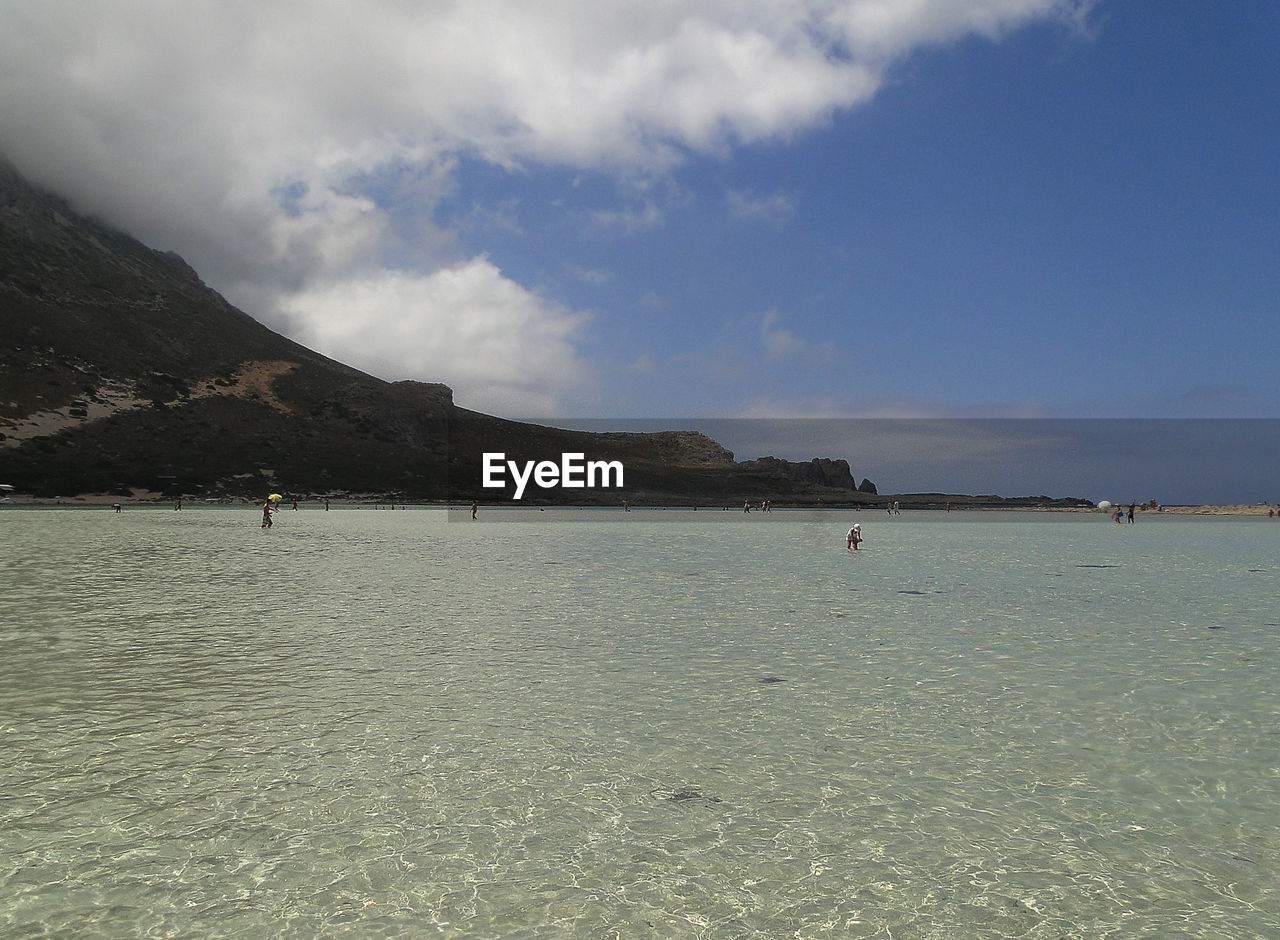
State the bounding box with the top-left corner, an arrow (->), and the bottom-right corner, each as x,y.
598,430 -> 736,468
736,456 -> 863,490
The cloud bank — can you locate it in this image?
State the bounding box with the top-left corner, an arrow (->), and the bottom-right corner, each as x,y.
0,0 -> 1087,414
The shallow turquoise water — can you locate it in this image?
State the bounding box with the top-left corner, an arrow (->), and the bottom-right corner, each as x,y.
2,508 -> 1278,937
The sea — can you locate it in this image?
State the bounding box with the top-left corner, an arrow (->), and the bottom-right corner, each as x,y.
2,507 -> 1277,938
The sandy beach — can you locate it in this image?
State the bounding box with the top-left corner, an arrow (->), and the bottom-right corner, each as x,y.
1148,504 -> 1279,515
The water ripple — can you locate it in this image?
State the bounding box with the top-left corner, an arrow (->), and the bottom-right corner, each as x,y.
2,509 -> 1278,936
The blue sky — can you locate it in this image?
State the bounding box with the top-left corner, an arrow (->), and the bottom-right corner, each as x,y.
2,2 -> 1278,450
432,3 -> 1280,420
565,418 -> 1280,505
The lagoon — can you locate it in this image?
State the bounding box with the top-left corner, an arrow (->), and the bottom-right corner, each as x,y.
2,508 -> 1278,937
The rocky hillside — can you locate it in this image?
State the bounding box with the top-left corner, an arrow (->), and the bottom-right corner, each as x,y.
0,158 -> 891,505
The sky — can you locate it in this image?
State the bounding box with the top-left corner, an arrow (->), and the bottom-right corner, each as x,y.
565,418 -> 1280,506
2,2 -> 1278,500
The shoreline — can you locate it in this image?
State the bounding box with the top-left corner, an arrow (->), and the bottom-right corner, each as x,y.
3,493 -> 1277,516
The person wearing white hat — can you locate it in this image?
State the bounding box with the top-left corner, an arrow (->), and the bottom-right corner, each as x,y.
846,523 -> 863,550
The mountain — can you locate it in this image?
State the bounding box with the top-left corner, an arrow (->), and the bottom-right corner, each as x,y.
1,158 -> 899,506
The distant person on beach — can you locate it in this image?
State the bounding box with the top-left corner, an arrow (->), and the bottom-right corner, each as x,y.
262,500 -> 275,528
471,502 -> 478,520
112,503 -> 121,513
325,500 -> 330,511
847,524 -> 863,550
1127,502 -> 1135,523
744,501 -> 750,513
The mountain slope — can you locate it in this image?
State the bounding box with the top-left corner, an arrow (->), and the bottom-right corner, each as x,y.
0,159 -> 884,504
0,158 -> 459,497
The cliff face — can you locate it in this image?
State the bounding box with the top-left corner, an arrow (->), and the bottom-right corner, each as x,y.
0,160 -> 876,503
737,456 -> 858,489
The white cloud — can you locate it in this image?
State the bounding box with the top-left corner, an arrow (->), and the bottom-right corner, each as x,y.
727,188 -> 797,223
0,0 -> 1089,412
626,353 -> 656,375
758,309 -> 837,364
587,202 -> 666,234
567,264 -> 613,286
281,258 -> 591,418
760,310 -> 806,359
458,198 -> 525,238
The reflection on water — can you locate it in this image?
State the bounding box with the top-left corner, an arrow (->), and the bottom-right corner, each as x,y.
2,508 -> 1278,936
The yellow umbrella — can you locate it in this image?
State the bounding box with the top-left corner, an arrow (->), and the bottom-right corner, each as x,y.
268,493 -> 283,501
